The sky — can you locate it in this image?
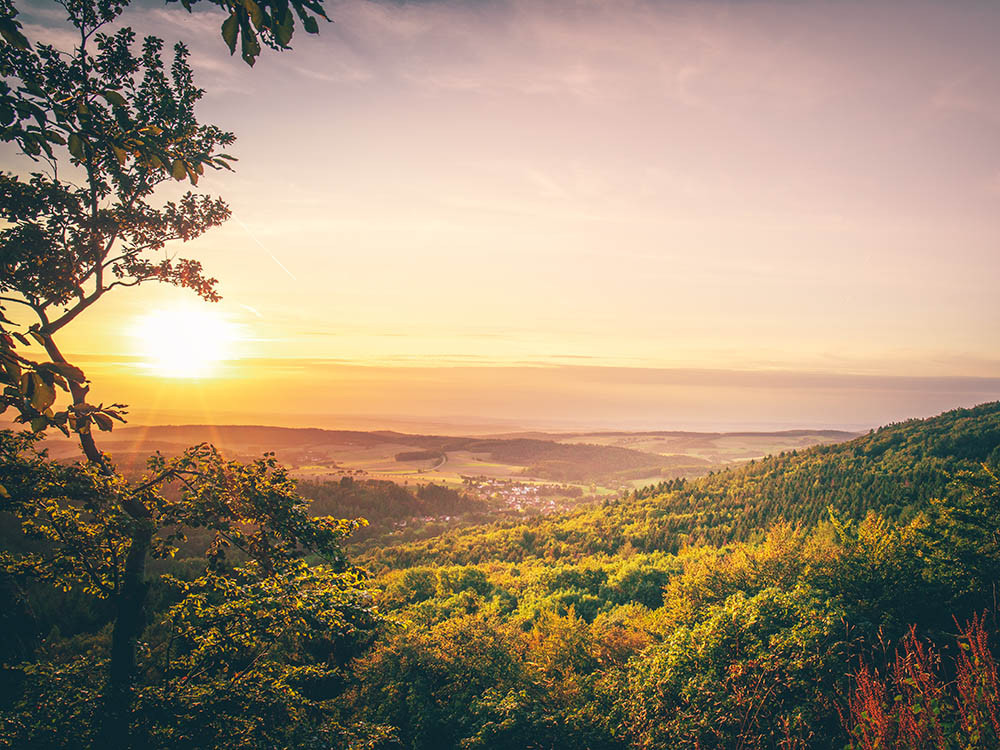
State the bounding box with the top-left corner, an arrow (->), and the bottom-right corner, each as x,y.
4,0 -> 1000,430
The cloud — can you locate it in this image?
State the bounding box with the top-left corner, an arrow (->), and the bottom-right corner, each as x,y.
5,0 -> 999,412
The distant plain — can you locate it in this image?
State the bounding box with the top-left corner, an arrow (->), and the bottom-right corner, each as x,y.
39,424 -> 859,494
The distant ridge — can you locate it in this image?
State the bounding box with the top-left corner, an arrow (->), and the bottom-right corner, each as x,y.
366,401 -> 1000,568
39,423 -> 860,484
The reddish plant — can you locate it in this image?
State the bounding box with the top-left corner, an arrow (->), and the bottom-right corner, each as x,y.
954,614 -> 1000,744
845,617 -> 1000,750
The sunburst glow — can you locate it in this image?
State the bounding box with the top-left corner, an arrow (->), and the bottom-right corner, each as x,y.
130,306 -> 240,379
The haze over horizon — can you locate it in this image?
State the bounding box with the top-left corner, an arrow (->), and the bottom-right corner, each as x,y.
4,0 -> 1000,430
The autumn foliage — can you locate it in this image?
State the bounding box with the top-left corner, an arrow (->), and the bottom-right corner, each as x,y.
846,616 -> 1000,750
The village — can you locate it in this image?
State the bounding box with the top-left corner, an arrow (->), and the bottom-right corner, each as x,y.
459,475 -> 589,514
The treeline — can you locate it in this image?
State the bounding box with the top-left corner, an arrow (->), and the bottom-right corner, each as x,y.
365,402 -> 1000,570
5,403 -> 1000,748
340,465 -> 1000,749
298,477 -> 487,537
378,435 -> 675,482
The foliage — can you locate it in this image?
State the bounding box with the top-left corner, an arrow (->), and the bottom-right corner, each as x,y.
816,512 -> 941,636
922,468 -> 1000,614
623,587 -> 845,750
0,431 -> 379,747
331,405 -> 1000,749
299,476 -> 486,541
6,393 -> 1000,747
365,402 -> 1000,571
166,0 -> 331,66
3,2 -> 1000,744
846,616 -> 1000,750
0,0 -> 235,438
0,0 -> 385,746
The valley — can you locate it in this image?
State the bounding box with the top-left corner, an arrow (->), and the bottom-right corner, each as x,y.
39,421 -> 857,492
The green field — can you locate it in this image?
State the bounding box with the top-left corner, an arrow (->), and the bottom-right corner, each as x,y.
40,424 -> 857,497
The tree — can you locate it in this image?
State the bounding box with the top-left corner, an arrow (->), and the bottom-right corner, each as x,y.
0,0 -> 379,746
921,469 -> 1000,617
1,432 -> 379,747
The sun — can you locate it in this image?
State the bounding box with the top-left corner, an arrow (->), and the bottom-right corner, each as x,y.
130,305 -> 240,379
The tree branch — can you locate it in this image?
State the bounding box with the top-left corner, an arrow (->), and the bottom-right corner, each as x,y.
0,295 -> 38,311
43,287 -> 104,334
131,466 -> 201,495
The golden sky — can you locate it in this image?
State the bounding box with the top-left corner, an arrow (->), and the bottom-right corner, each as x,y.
4,0 -> 1000,429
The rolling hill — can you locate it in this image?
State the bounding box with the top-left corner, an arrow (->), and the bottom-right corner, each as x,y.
37,423 -> 856,487
365,401 -> 1000,569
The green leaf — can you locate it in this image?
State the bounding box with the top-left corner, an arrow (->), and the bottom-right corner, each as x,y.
51,362 -> 86,383
29,374 -> 56,412
243,0 -> 263,29
0,20 -> 30,50
171,159 -> 188,180
113,146 -> 127,164
50,373 -> 69,392
2,359 -> 20,384
221,13 -> 239,54
275,9 -> 294,46
93,412 -> 114,432
67,132 -> 84,159
102,90 -> 127,108
29,416 -> 47,432
303,16 -> 319,34
241,24 -> 261,65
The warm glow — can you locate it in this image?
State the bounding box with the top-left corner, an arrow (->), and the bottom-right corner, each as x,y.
130,306 -> 239,379
9,0 -> 998,424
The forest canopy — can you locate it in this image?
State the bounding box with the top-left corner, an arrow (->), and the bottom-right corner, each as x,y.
2,0 -> 1000,747
0,0 -> 386,746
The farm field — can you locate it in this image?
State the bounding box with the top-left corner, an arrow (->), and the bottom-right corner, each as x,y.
38,424 -> 859,495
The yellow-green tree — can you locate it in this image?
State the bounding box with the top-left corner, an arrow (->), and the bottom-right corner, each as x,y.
0,0 -> 380,746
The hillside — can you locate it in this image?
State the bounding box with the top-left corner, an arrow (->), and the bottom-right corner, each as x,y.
335,401 -> 1000,750
7,405 -> 1000,750
365,401 -> 1000,569
37,423 -> 854,489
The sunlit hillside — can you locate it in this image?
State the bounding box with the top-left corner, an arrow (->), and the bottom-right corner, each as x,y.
364,401 -> 1000,568
3,0 -> 1000,747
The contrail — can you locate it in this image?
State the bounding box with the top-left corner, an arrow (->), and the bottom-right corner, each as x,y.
233,215 -> 297,281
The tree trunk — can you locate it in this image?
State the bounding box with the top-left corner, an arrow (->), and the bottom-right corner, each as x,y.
39,335 -> 105,467
41,333 -> 154,747
97,524 -> 153,749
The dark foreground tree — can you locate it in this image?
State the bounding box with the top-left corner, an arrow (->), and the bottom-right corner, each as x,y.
1,432 -> 381,748
0,0 -> 382,746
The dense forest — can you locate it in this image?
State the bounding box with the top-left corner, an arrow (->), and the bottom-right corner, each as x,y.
298,477 -> 492,540
2,0 -> 999,746
4,402 -> 1000,748
365,401 -> 1000,569
337,401 -> 1000,749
